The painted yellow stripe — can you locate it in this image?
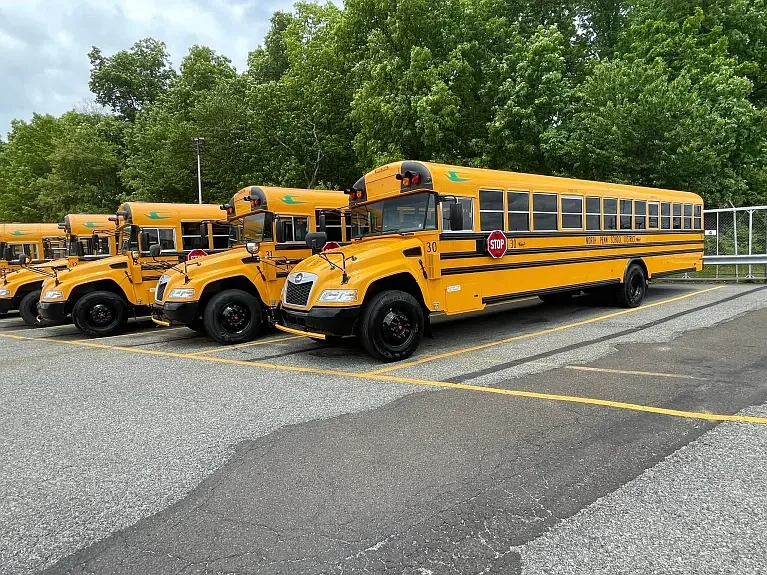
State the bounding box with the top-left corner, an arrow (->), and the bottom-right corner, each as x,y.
367,286 -> 725,375
186,335 -> 302,356
566,365 -> 706,380
1,327 -> 766,425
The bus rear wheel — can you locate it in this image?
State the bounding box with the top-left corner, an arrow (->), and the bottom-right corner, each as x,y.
204,289 -> 262,344
616,263 -> 647,308
20,289 -> 59,327
72,291 -> 129,336
359,290 -> 424,362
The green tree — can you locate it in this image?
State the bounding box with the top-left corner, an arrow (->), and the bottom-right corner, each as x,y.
88,38 -> 177,121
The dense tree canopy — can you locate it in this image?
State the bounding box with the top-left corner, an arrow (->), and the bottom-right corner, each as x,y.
1,0 -> 766,222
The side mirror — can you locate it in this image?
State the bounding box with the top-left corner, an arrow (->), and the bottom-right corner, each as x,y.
318,212 -> 327,232
449,202 -> 464,231
305,231 -> 327,254
18,253 -> 29,266
140,231 -> 150,251
3,247 -> 11,261
245,241 -> 259,255
149,244 -> 162,258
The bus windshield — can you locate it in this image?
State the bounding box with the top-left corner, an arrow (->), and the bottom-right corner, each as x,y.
232,212 -> 274,244
349,192 -> 437,239
69,235 -> 112,257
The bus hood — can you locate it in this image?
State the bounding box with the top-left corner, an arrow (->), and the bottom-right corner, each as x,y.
162,247 -> 249,283
295,237 -> 421,276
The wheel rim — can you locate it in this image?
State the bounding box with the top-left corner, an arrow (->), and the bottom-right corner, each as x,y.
380,306 -> 415,348
89,303 -> 114,327
220,303 -> 251,334
629,272 -> 644,303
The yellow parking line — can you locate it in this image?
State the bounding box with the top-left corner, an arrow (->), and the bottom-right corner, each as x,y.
73,326 -> 189,342
1,326 -> 766,425
366,286 -> 725,375
566,365 -> 706,380
186,335 -> 302,356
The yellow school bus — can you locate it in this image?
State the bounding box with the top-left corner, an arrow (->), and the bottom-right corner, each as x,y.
0,223 -> 67,275
151,186 -> 347,343
0,214 -> 116,325
38,203 -> 229,336
277,161 -> 704,361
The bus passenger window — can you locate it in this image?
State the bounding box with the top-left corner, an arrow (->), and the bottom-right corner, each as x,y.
620,200 -> 633,230
634,200 -> 646,230
586,197 -> 601,231
694,205 -> 702,230
673,203 -> 682,229
479,190 -> 504,231
442,197 -> 474,232
683,204 -> 693,229
143,228 -> 176,251
561,196 -> 583,230
181,222 -> 206,250
603,198 -> 618,230
648,202 -> 659,229
507,191 -> 529,232
533,193 -> 558,231
661,203 -> 671,229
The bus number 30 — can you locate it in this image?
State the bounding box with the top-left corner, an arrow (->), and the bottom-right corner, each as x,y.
426,242 -> 438,253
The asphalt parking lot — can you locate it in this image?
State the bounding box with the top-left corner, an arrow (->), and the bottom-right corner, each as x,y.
1,282 -> 766,574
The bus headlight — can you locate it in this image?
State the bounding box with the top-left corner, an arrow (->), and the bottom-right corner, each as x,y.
168,288 -> 196,300
0,289 -> 10,297
318,289 -> 358,303
43,290 -> 64,300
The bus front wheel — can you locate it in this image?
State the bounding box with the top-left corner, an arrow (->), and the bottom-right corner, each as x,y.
616,264 -> 647,308
72,291 -> 129,336
359,290 -> 424,362
204,289 -> 262,344
20,289 -> 59,327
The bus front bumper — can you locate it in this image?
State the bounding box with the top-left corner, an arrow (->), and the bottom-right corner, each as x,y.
278,305 -> 360,338
151,301 -> 199,327
38,301 -> 67,321
0,298 -> 14,314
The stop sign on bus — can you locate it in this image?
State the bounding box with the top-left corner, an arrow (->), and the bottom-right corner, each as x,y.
486,230 -> 507,259
187,249 -> 208,260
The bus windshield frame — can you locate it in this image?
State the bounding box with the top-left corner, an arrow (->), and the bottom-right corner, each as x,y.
349,191 -> 438,239
230,211 -> 274,245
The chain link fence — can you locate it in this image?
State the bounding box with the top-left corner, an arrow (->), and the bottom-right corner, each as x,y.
677,206 -> 767,281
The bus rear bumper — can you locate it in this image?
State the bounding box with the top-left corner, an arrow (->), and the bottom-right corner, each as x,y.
151,302 -> 198,326
38,301 -> 67,321
279,305 -> 360,338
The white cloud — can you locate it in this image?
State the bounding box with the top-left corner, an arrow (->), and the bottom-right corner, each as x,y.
0,0 -> 312,138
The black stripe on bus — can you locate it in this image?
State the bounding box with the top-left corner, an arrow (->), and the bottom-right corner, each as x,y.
440,240 -> 704,260
439,230 -> 703,241
482,279 -> 620,305
441,248 -> 704,276
650,267 -> 698,279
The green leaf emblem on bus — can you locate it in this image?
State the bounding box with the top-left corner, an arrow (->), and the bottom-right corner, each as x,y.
446,171 -> 470,183
146,212 -> 171,220
281,195 -> 306,205
83,222 -> 100,228
10,230 -> 30,236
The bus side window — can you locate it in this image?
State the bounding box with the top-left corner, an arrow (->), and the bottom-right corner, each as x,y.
661,202 -> 671,229
181,222 -> 206,250
673,203 -> 682,229
561,196 -> 583,230
211,223 -> 230,249
648,202 -> 659,229
533,193 -> 558,231
620,199 -> 633,230
442,197 -> 474,232
586,197 -> 601,231
506,191 -> 529,232
683,204 -> 693,229
603,198 -> 618,230
694,205 -> 702,230
479,190 -> 504,231
634,200 -> 646,230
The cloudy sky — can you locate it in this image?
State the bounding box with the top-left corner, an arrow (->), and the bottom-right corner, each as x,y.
0,0 -> 334,137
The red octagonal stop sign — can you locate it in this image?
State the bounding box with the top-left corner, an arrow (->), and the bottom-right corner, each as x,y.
187,249 -> 208,260
486,230 -> 507,259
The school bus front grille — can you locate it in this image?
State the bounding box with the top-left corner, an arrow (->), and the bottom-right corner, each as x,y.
285,279 -> 313,307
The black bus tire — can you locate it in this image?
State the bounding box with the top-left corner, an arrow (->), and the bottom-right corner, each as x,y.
359,290 -> 424,362
204,289 -> 262,344
616,263 -> 647,308
72,291 -> 129,336
19,289 -> 58,327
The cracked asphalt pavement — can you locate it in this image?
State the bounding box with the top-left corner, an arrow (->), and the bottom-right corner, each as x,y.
1,283 -> 766,574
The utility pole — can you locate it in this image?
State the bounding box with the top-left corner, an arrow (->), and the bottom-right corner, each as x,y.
194,137 -> 205,204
